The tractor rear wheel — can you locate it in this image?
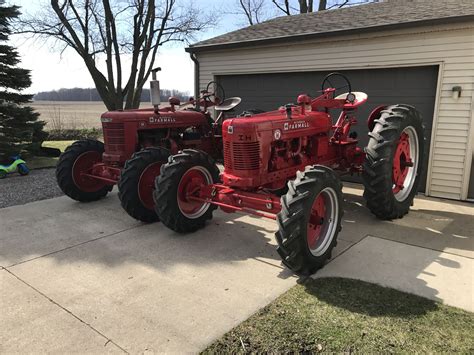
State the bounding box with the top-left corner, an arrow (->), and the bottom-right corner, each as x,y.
56,140 -> 112,202
363,104 -> 424,219
118,147 -> 170,223
276,165 -> 343,275
153,149 -> 220,233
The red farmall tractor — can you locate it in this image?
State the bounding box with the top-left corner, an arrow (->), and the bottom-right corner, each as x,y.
154,73 -> 424,275
56,68 -> 245,222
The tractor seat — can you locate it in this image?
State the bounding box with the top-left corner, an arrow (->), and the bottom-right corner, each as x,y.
168,96 -> 180,106
215,97 -> 242,111
335,91 -> 368,108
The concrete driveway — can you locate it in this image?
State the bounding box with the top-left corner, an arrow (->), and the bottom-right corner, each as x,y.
1,185 -> 472,353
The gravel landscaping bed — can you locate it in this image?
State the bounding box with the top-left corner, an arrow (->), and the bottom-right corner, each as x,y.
0,168 -> 64,208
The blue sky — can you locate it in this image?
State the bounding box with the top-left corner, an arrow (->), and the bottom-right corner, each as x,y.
11,0 -> 366,94
11,0 -> 241,94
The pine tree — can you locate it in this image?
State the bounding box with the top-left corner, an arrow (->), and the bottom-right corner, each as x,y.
0,3 -> 46,161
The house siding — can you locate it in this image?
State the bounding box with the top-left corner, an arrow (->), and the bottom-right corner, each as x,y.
196,23 -> 474,200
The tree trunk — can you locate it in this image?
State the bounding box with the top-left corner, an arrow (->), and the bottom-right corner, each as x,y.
299,0 -> 308,13
318,0 -> 327,11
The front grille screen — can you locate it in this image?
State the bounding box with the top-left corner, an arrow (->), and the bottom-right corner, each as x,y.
103,122 -> 125,152
224,141 -> 260,170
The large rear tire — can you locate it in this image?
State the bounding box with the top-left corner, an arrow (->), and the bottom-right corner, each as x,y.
153,149 -> 220,233
56,140 -> 112,202
118,147 -> 170,223
363,104 -> 424,219
276,165 -> 343,275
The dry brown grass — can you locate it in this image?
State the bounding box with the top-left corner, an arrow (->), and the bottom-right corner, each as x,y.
32,101 -> 150,130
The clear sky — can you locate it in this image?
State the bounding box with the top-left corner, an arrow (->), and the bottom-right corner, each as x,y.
11,0 -> 241,94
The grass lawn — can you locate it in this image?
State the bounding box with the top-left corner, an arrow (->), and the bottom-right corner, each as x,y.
27,141 -> 75,169
204,278 -> 474,353
42,140 -> 76,153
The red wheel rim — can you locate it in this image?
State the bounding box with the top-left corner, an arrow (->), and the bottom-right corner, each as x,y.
392,132 -> 412,194
177,167 -> 212,218
307,193 -> 326,250
138,162 -> 163,210
72,151 -> 106,192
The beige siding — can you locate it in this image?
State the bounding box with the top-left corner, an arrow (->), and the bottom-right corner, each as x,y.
197,23 -> 474,200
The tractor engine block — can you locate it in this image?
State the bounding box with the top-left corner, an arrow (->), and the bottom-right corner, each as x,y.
222,109 -> 333,190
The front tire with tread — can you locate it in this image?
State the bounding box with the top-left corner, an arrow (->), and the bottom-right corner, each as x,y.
363,104 -> 424,220
153,149 -> 220,233
56,140 -> 112,202
118,147 -> 170,223
276,165 -> 343,275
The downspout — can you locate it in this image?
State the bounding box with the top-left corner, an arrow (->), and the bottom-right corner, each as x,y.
190,52 -> 200,109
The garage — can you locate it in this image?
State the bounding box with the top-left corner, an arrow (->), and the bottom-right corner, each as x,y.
187,0 -> 474,201
217,66 -> 439,190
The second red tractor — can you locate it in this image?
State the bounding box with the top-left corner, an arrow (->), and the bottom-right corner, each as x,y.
56,68 -> 248,222
154,73 -> 424,275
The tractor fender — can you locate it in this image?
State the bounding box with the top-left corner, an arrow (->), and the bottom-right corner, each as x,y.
367,105 -> 387,132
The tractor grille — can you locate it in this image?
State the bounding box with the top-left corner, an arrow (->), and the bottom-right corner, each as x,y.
103,122 -> 125,152
224,141 -> 261,170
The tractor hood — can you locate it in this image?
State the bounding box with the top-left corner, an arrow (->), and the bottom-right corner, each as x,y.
101,107 -> 208,129
222,109 -> 332,143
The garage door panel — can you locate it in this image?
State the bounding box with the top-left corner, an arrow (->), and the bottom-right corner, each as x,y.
218,66 -> 438,192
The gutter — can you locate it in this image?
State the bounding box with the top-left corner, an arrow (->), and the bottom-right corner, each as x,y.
189,52 -> 200,107
185,15 -> 474,53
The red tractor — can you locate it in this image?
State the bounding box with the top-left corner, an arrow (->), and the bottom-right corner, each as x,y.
154,73 -> 424,275
56,68 -> 247,222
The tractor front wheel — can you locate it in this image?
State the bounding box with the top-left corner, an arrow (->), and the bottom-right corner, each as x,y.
56,140 -> 112,202
276,165 -> 343,275
363,104 -> 424,219
118,147 -> 170,223
153,149 -> 220,233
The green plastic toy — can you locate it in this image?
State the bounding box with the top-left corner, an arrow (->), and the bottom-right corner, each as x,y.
0,155 -> 29,179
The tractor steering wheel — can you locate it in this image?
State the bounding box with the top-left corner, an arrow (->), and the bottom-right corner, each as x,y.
321,72 -> 352,99
204,81 -> 226,105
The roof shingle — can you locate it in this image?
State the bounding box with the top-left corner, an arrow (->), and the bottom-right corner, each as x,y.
188,0 -> 474,52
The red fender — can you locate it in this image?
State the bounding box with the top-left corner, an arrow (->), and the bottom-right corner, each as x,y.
367,105 -> 386,131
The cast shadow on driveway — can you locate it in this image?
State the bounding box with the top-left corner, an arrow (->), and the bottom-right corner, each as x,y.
1,190 -> 472,306
0,193 -> 293,279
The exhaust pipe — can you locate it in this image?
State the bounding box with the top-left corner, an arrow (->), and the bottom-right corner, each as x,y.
150,67 -> 162,110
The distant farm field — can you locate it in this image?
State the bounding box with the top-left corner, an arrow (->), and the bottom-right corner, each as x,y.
32,101 -> 149,130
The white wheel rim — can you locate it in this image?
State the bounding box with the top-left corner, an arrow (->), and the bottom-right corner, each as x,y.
394,126 -> 419,202
307,187 -> 339,257
177,166 -> 213,219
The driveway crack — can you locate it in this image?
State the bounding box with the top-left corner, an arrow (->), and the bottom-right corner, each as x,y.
6,224 -> 143,268
4,268 -> 129,354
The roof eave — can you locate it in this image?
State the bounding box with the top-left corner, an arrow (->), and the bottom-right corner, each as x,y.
186,15 -> 474,53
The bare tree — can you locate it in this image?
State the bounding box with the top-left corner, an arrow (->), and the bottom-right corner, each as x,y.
299,0 -> 313,13
237,0 -> 267,25
271,0 -> 291,15
272,0 -> 373,15
15,0 -> 213,110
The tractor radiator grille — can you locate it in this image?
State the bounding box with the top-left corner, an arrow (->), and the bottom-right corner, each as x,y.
103,122 -> 125,152
224,141 -> 261,170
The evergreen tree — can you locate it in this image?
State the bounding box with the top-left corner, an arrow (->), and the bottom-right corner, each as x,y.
0,2 -> 46,161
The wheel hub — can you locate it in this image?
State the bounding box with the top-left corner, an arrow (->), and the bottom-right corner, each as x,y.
138,162 -> 163,210
72,151 -> 106,192
308,194 -> 326,249
306,187 -> 338,257
392,132 -> 412,194
177,167 -> 212,219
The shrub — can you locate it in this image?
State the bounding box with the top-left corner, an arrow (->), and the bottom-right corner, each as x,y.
47,128 -> 102,141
